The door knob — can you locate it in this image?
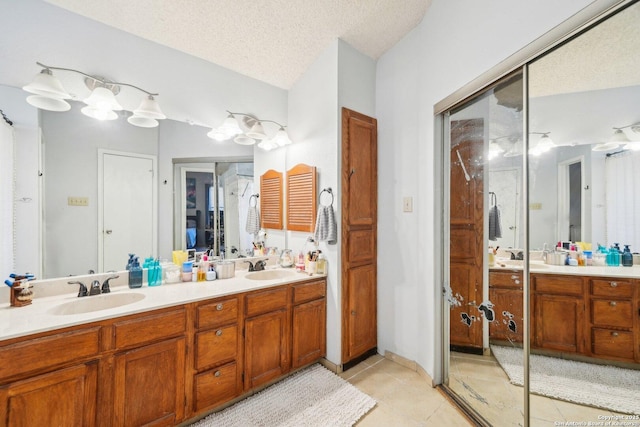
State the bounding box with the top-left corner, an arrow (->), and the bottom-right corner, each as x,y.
105,230 -> 113,234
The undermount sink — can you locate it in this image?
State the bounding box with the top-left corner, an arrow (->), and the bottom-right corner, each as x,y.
245,269 -> 298,281
49,292 -> 146,315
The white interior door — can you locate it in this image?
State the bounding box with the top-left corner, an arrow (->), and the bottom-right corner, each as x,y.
488,168 -> 520,249
100,151 -> 156,271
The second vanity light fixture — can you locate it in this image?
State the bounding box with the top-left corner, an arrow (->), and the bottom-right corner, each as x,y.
23,62 -> 165,128
593,123 -> 640,152
207,111 -> 292,150
489,132 -> 555,159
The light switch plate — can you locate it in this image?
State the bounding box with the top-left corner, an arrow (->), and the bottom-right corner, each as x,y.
68,196 -> 89,206
403,197 -> 413,212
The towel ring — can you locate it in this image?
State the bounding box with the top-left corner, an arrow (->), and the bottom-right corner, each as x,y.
249,194 -> 259,207
319,188 -> 334,207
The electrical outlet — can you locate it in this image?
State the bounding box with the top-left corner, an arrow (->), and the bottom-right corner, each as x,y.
403,197 -> 413,212
529,202 -> 542,210
68,196 -> 89,206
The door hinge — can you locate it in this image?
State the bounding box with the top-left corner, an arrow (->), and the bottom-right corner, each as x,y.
242,327 -> 245,337
241,372 -> 244,383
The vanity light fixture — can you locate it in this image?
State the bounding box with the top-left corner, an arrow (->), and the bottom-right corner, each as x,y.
529,132 -> 556,156
207,111 -> 293,150
22,62 -> 165,128
595,123 -> 640,152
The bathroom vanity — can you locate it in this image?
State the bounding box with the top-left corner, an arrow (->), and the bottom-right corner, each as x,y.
0,271 -> 326,426
489,266 -> 640,364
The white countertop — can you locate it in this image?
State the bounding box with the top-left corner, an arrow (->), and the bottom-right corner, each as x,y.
0,268 -> 323,342
491,260 -> 640,278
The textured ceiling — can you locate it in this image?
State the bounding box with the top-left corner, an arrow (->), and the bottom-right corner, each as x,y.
44,0 -> 431,89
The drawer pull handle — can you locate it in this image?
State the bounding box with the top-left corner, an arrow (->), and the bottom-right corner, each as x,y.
216,303 -> 223,311
611,332 -> 619,337
610,282 -> 617,288
216,329 -> 223,336
214,371 -> 221,377
610,301 -> 617,307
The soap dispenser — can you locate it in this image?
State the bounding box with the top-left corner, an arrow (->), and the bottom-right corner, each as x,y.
128,256 -> 143,288
622,245 -> 633,267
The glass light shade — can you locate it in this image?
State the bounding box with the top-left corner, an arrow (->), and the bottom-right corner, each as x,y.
272,128 -> 292,146
258,139 -> 278,151
23,70 -> 70,99
26,95 -> 70,112
245,121 -> 267,140
623,142 -> 640,151
536,134 -> 556,152
207,128 -> 228,141
234,134 -> 256,145
592,141 -> 620,152
610,128 -> 630,143
128,115 -> 158,128
220,115 -> 242,136
83,87 -> 123,111
81,106 -> 118,121
133,95 -> 165,119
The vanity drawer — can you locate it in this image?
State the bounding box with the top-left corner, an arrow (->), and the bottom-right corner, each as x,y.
197,297 -> 239,329
194,361 -> 240,412
591,299 -> 633,328
591,279 -> 633,298
0,327 -> 101,381
489,271 -> 523,289
532,275 -> 583,296
591,328 -> 634,360
195,325 -> 238,370
113,308 -> 186,350
293,280 -> 326,304
245,286 -> 288,317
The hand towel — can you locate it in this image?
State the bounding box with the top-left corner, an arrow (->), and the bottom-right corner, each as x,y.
314,205 -> 337,245
488,204 -> 502,241
245,206 -> 260,235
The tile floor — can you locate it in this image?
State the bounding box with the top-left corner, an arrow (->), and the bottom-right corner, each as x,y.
448,351 -> 632,426
342,354 -> 472,426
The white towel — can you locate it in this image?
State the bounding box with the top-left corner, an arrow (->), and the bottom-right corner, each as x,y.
245,206 -> 260,235
314,205 -> 337,245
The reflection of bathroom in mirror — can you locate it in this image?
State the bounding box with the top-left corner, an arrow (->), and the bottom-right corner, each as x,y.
174,162 -> 254,259
444,1 -> 640,424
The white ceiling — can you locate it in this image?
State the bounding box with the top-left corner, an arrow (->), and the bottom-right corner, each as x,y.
44,0 -> 431,89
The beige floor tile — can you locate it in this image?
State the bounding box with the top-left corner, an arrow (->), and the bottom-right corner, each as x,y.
347,364 -> 404,400
381,381 -> 448,422
552,398 -> 613,423
355,401 -> 422,427
361,354 -> 385,366
529,394 -> 564,423
424,403 -> 474,427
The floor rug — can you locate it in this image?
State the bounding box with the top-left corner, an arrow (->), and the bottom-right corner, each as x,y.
190,364 -> 376,426
491,345 -> 640,415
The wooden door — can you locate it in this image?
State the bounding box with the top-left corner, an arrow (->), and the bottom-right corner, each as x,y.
244,310 -> 289,389
341,108 -> 377,364
292,299 -> 326,368
449,120 -> 484,350
0,363 -> 97,427
113,338 -> 185,427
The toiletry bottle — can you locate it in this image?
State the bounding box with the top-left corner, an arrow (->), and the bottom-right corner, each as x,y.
182,261 -> 193,282
197,256 -> 208,282
622,245 -> 633,267
128,257 -> 143,288
316,253 -> 327,275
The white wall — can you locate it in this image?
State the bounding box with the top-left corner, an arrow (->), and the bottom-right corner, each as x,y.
376,0 -> 595,379
284,39 -> 375,364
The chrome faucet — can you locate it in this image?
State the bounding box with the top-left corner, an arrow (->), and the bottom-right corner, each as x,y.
89,280 -> 102,296
101,275 -> 119,294
68,280 -> 88,297
244,259 -> 268,271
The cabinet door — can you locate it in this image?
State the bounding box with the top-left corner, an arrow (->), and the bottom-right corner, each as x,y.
488,288 -> 523,342
292,299 -> 326,369
113,338 -> 185,427
344,264 -> 377,360
244,310 -> 289,390
534,294 -> 584,353
0,362 -> 97,427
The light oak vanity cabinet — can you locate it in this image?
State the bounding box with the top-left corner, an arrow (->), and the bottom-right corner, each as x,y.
193,296 -> 242,414
588,278 -> 637,362
488,270 -> 523,342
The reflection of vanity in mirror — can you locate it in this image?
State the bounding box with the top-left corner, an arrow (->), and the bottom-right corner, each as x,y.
446,2 -> 640,423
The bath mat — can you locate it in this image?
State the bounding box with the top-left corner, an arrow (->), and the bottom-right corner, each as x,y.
189,364 -> 376,426
491,345 -> 640,415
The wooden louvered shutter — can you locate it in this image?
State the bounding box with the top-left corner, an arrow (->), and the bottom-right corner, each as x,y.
260,169 -> 283,230
286,164 -> 316,232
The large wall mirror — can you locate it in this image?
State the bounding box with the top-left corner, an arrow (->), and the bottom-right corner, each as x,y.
444,1 -> 640,424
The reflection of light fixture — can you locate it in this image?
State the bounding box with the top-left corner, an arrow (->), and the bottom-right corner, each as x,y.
488,140 -> 505,160
22,62 -> 164,128
207,111 -> 293,150
529,132 -> 555,156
